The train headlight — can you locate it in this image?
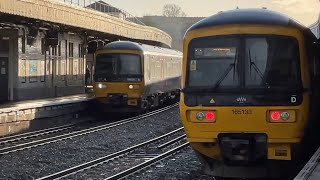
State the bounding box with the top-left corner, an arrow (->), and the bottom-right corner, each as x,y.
196,111 -> 215,122
96,84 -> 107,89
196,112 -> 205,121
280,112 -> 290,121
189,110 -> 216,123
128,85 -> 140,89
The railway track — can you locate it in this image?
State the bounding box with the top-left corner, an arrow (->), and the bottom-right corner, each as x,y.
37,127 -> 189,180
0,104 -> 178,155
0,123 -> 78,144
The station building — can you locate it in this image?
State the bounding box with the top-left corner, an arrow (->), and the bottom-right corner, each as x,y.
0,0 -> 172,103
0,27 -> 85,102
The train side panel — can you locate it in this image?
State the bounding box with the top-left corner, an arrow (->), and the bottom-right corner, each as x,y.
143,53 -> 182,98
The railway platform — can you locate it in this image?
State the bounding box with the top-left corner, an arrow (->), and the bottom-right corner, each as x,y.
294,146 -> 320,180
0,94 -> 94,136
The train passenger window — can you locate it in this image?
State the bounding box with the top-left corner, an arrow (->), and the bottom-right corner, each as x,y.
144,55 -> 150,80
155,60 -> 161,78
150,60 -> 155,78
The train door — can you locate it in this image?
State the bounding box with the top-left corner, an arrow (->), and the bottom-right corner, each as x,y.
0,37 -> 9,102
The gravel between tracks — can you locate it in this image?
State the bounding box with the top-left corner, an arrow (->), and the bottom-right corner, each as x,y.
0,107 -> 182,180
128,146 -> 217,180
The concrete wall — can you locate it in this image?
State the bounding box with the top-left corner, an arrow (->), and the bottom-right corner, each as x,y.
0,100 -> 89,136
138,16 -> 205,51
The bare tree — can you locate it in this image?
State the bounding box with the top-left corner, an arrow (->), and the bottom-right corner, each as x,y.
180,11 -> 187,17
162,4 -> 187,17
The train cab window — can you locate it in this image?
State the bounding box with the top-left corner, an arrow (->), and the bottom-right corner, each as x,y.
187,35 -> 301,91
245,36 -> 300,89
187,37 -> 240,87
118,54 -> 141,75
95,53 -> 142,82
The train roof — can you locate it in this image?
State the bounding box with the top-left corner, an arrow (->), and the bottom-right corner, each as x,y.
187,8 -> 309,33
102,41 -> 182,56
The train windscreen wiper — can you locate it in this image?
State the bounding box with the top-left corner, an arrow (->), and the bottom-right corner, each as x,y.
247,49 -> 273,89
248,49 -> 264,80
183,49 -> 238,93
182,62 -> 234,93
182,63 -> 235,93
210,63 -> 235,90
210,48 -> 238,91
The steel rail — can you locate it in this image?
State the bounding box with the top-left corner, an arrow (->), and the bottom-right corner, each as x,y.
157,134 -> 186,149
106,142 -> 190,180
0,123 -> 78,144
0,104 -> 178,155
37,127 -> 184,180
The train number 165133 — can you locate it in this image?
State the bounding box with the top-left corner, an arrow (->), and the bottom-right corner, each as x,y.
232,109 -> 252,115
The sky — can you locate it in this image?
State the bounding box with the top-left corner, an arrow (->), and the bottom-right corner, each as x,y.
104,0 -> 320,26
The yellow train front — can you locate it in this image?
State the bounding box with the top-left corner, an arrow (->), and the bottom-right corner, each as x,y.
180,8 -> 320,178
93,41 -> 182,113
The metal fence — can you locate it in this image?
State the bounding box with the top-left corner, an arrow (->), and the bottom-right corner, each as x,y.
57,0 -> 145,25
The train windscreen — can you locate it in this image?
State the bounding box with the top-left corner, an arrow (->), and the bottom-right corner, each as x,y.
94,53 -> 142,82
186,35 -> 301,92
